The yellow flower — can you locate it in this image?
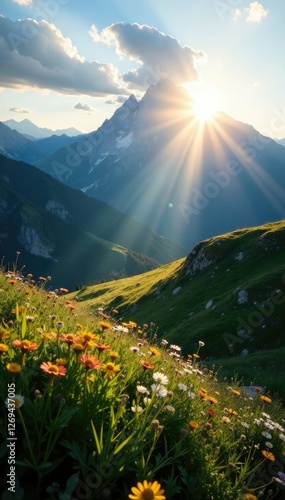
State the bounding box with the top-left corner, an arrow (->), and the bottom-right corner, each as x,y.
189,420 -> 199,430
0,343 -> 9,354
56,358 -> 68,365
129,479 -> 165,500
0,327 -> 10,340
149,347 -> 160,357
101,362 -> 120,379
109,350 -> 119,361
6,363 -> 22,374
231,389 -> 241,396
244,494 -> 257,500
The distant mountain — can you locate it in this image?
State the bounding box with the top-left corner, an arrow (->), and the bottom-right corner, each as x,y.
0,122 -> 44,163
36,80 -> 285,251
34,134 -> 84,156
0,155 -> 185,289
3,118 -> 82,139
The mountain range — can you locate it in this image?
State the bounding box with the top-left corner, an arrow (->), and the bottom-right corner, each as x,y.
34,79 -> 285,250
0,155 -> 185,289
3,118 -> 82,139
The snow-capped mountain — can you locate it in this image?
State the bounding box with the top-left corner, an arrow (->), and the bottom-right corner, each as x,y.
32,80 -> 285,249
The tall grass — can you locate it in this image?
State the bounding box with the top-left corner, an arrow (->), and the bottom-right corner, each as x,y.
1,264 -> 285,499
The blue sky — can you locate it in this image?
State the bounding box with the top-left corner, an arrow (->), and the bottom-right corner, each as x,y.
0,0 -> 284,138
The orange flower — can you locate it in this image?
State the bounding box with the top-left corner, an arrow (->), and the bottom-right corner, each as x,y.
139,360 -> 154,370
59,287 -> 68,293
99,321 -> 112,331
227,408 -> 238,416
40,361 -> 66,377
60,333 -> 81,345
78,354 -> 100,370
261,450 -> 275,461
96,343 -> 110,353
12,339 -> 38,351
39,276 -> 47,282
207,395 -> 218,405
189,420 -> 199,430
260,395 -> 272,404
244,494 -> 257,500
198,389 -> 207,399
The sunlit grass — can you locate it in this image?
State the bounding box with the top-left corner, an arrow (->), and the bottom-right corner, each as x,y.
1,261 -> 285,499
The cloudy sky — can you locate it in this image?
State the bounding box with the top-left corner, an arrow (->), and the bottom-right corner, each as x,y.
0,0 -> 284,138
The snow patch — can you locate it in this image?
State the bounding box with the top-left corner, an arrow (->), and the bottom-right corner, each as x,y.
116,131 -> 134,149
46,200 -> 68,220
88,153 -> 109,174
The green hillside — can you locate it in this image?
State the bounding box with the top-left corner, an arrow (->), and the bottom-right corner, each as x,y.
71,220 -> 285,397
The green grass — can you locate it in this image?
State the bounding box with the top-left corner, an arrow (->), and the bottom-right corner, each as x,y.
71,220 -> 285,399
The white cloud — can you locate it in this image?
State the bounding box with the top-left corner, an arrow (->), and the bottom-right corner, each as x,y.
9,107 -> 30,113
74,103 -> 95,112
0,16 -> 127,97
12,0 -> 33,5
90,22 -> 206,89
243,2 -> 268,23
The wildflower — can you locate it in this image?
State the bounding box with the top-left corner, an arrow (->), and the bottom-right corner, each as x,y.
60,333 -> 81,345
244,494 -> 257,500
71,343 -> 85,353
131,405 -> 143,413
130,346 -> 140,354
279,434 -> 285,442
137,385 -> 149,394
12,339 -> 38,351
165,405 -> 175,413
222,416 -> 231,424
139,360 -> 154,370
278,472 -> 285,483
79,354 -> 100,370
265,441 -> 273,448
6,363 -> 22,374
153,372 -> 169,385
80,331 -> 99,345
260,395 -> 272,404
170,344 -> 181,352
0,343 -> 9,354
151,384 -> 168,398
208,408 -> 216,418
261,431 -> 272,439
101,362 -> 120,379
5,394 -> 24,409
109,350 -> 119,361
96,343 -> 110,354
231,389 -> 241,396
178,383 -> 187,391
198,389 -> 207,399
149,347 -> 160,357
99,321 -> 112,331
189,420 -> 199,430
261,450 -> 275,461
129,479 -> 165,500
59,287 -> 68,293
55,321 -> 64,329
40,362 -> 67,377
26,315 -> 35,323
199,341 -> 205,347
0,327 -> 10,340
207,395 -> 218,405
55,358 -> 68,365
227,409 -> 238,416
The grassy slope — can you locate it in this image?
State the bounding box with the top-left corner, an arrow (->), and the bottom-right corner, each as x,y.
71,220 -> 285,396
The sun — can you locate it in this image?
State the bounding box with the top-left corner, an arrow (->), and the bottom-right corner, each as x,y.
187,86 -> 222,123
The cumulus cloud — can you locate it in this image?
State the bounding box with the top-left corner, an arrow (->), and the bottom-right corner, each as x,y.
74,103 -> 95,112
90,22 -> 206,89
245,2 -> 268,22
235,2 -> 268,23
9,107 -> 30,113
0,16 -> 127,97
